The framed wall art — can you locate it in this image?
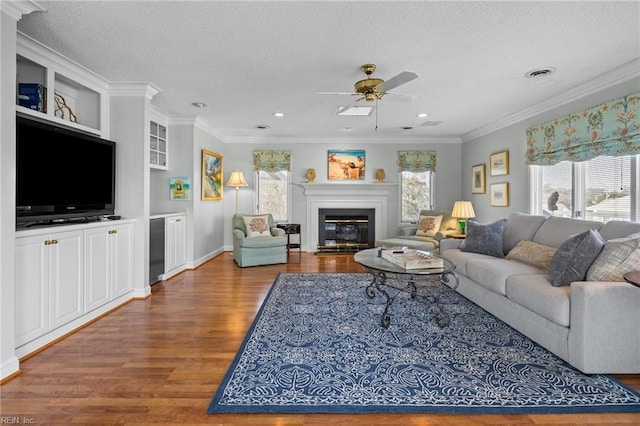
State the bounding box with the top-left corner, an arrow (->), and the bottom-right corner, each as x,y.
490,151 -> 509,176
490,182 -> 509,207
170,177 -> 190,200
471,164 -> 486,194
327,149 -> 365,180
201,149 -> 223,201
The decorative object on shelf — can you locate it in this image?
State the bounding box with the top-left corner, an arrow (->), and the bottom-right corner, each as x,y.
54,92 -> 77,122
170,177 -> 190,200
17,83 -> 46,112
202,149 -> 223,201
451,200 -> 476,234
375,168 -> 386,183
226,170 -> 248,212
328,149 -> 365,180
489,151 -> 509,176
490,182 -> 510,207
306,168 -> 316,183
471,163 -> 486,194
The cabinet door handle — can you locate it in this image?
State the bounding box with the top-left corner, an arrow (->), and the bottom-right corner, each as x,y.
176,219 -> 181,222
108,229 -> 117,234
44,240 -> 52,245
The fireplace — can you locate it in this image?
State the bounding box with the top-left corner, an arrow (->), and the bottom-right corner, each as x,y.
318,208 -> 375,253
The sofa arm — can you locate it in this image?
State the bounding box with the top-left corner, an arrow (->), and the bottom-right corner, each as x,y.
439,238 -> 464,252
271,227 -> 285,237
436,229 -> 458,241
232,229 -> 246,240
568,281 -> 640,373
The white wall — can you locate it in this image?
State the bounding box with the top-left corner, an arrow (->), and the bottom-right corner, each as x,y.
221,141 -> 463,250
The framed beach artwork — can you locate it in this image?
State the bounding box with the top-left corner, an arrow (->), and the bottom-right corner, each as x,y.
170,177 -> 190,200
489,151 -> 509,176
471,164 -> 486,194
328,149 -> 365,180
490,182 -> 509,207
201,150 -> 223,201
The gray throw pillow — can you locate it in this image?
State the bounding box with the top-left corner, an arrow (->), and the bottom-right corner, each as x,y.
548,229 -> 605,287
460,219 -> 507,258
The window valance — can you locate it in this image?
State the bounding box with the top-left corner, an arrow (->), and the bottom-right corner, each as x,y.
253,150 -> 291,172
398,151 -> 436,173
525,93 -> 640,165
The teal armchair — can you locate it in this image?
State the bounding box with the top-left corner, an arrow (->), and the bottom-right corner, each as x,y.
232,213 -> 288,267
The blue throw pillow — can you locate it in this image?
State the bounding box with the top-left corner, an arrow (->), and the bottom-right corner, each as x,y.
460,219 -> 508,258
548,229 -> 605,287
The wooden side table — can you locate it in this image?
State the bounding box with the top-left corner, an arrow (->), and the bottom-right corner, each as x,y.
277,223 -> 301,254
623,271 -> 640,287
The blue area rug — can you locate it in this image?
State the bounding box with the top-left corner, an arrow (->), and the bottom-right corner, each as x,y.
208,273 -> 640,414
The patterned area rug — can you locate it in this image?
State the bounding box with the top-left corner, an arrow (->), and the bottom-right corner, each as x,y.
208,273 -> 640,414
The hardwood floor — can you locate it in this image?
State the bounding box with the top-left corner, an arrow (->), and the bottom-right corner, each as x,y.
1,252 -> 639,425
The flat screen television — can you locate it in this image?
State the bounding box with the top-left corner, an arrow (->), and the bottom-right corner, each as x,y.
16,115 -> 116,227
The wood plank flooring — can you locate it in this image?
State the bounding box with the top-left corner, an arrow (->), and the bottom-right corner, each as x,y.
1,252 -> 639,425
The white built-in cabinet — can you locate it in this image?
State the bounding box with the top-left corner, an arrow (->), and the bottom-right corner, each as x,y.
15,221 -> 134,355
16,33 -> 108,137
15,229 -> 84,347
84,223 -> 133,312
149,119 -> 168,169
165,214 -> 187,278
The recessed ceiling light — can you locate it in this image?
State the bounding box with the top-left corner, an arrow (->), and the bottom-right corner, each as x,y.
336,106 -> 374,116
273,112 -> 285,117
416,113 -> 428,118
191,102 -> 207,108
343,127 -> 353,132
255,124 -> 270,129
525,67 -> 556,79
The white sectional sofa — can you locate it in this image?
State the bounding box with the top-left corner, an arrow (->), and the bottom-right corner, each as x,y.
440,213 -> 640,374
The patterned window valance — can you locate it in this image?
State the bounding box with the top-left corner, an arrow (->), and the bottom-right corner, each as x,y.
526,93 -> 640,166
253,150 -> 291,172
398,151 -> 436,173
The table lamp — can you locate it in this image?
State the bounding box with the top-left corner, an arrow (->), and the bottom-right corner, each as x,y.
451,201 -> 475,234
227,170 -> 248,213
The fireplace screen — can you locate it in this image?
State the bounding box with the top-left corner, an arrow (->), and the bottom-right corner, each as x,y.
318,208 -> 375,253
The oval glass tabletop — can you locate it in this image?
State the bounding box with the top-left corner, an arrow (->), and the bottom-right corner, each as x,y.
354,248 -> 455,275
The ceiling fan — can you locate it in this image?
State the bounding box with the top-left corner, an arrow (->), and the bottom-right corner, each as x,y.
317,63 -> 419,106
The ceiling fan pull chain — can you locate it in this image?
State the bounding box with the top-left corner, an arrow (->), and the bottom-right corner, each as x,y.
375,99 -> 378,132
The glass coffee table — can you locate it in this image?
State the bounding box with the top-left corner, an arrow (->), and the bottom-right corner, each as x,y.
354,248 -> 459,328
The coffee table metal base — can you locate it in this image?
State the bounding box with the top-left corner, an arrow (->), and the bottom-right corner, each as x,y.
363,269 -> 459,328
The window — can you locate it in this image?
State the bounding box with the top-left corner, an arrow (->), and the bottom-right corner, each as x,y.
531,155 -> 638,222
256,170 -> 290,223
400,171 -> 434,223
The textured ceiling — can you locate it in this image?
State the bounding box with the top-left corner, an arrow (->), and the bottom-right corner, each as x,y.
16,1 -> 640,143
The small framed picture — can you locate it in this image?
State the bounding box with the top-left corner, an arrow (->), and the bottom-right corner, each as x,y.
471,164 -> 486,194
490,182 -> 509,207
327,149 -> 365,180
170,177 -> 190,200
489,151 -> 509,176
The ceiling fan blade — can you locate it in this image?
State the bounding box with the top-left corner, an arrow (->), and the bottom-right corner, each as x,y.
337,96 -> 366,114
376,71 -> 418,92
315,91 -> 357,96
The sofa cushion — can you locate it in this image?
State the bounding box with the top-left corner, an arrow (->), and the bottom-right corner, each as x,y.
243,215 -> 272,237
466,258 -> 545,296
503,212 -> 547,254
598,220 -> 640,241
415,214 -> 443,237
548,229 -> 605,286
586,232 -> 640,282
506,240 -> 557,272
461,218 -> 507,258
532,216 -> 603,248
506,274 -> 571,327
375,236 -> 437,252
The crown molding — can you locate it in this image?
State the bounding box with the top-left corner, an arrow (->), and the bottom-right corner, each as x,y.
109,82 -> 161,99
1,0 -> 44,21
461,59 -> 640,143
220,135 -> 462,145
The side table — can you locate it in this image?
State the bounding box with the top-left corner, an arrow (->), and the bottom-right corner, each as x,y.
276,223 -> 301,254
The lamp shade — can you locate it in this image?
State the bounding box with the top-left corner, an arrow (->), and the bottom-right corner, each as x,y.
226,170 -> 248,187
451,201 -> 475,219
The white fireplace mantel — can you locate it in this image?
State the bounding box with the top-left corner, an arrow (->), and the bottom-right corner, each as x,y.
297,182 -> 397,252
